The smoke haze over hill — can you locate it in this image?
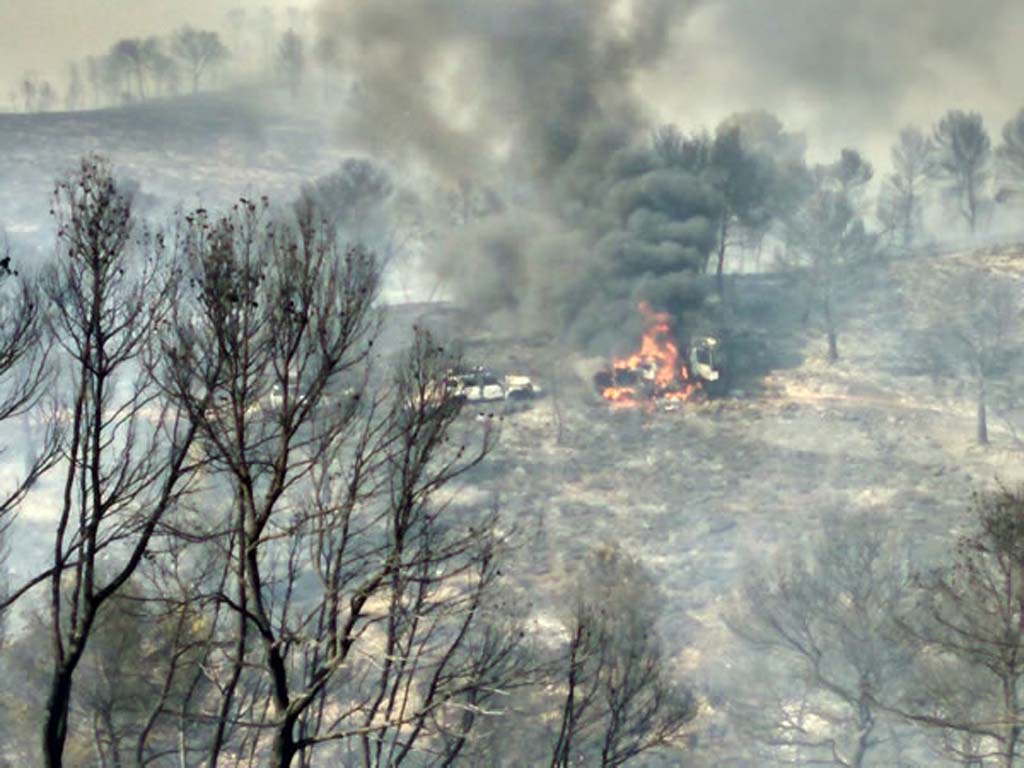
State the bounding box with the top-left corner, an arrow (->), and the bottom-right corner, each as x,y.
310,0 -> 1024,349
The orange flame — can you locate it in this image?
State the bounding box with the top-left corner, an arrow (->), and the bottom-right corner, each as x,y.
599,302 -> 701,408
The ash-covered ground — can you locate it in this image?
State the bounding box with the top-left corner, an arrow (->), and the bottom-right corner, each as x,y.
0,90 -> 352,263
417,242 -> 1024,760
5,89 -> 1024,764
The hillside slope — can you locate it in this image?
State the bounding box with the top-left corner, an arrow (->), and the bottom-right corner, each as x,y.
448,242 -> 1024,759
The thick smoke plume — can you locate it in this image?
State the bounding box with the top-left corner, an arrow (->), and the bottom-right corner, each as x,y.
316,0 -> 712,351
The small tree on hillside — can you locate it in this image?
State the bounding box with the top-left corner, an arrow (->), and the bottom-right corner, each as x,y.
895,487 -> 1024,767
707,124 -> 771,298
725,517 -> 916,768
148,53 -> 180,98
828,148 -> 874,207
84,57 -> 102,107
549,544 -> 696,767
787,165 -> 877,363
878,126 -> 934,248
96,54 -> 130,105
108,38 -> 163,100
171,26 -> 230,93
717,111 -> 815,268
36,82 -> 56,112
995,108 -> 1024,204
917,270 -> 1020,446
931,110 -> 992,234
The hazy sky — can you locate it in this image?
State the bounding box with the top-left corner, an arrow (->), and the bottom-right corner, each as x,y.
0,0 -> 314,82
4,0 -> 1024,170
645,0 -> 1024,162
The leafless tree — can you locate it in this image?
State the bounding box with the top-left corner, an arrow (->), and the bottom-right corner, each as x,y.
0,237 -> 59,540
14,156 -> 200,768
550,544 -> 696,767
931,110 -> 992,234
171,26 -> 230,94
725,517 -> 916,767
157,196 -> 522,767
893,487 -> 1024,767
0,236 -> 60,669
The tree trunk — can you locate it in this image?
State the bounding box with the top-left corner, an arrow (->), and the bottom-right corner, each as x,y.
102,706 -> 122,768
978,377 -> 989,446
903,188 -> 915,247
270,713 -> 299,768
823,294 -> 839,363
1000,660 -> 1019,767
92,711 -> 107,767
42,662 -> 76,768
852,691 -> 874,768
178,722 -> 188,768
550,369 -> 565,445
967,178 -> 977,235
716,215 -> 728,300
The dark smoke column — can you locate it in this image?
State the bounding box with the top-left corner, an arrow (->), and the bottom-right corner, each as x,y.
314,0 -> 719,350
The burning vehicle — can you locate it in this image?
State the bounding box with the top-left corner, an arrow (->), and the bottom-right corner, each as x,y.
593,302 -> 721,408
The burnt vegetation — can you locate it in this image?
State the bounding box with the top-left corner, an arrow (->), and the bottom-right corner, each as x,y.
2,126 -> 1024,765
9,3 -> 1024,768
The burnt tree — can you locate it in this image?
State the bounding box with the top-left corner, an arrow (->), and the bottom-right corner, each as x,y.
0,236 -> 58,543
726,516 -> 916,767
894,487 -> 1024,767
28,156 -> 198,768
550,544 -> 696,767
161,196 -> 523,767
